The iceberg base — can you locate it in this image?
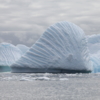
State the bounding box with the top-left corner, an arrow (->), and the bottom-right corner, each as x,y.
11,67 -> 91,73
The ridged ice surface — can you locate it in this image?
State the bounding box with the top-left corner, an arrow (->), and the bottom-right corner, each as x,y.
16,44 -> 29,55
87,34 -> 100,73
11,21 -> 92,72
0,43 -> 22,66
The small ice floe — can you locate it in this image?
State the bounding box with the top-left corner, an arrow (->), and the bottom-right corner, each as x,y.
2,77 -> 13,80
59,78 -> 69,81
19,77 -> 32,81
34,77 -> 50,81
19,76 -> 50,81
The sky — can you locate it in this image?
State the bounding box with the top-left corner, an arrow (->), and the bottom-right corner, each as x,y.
0,0 -> 100,46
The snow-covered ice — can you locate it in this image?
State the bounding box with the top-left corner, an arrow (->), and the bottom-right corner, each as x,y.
11,21 -> 92,73
0,43 -> 22,66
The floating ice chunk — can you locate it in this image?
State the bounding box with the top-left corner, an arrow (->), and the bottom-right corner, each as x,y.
16,44 -> 29,55
0,43 -> 22,66
59,78 -> 68,81
11,21 -> 92,73
33,77 -> 50,81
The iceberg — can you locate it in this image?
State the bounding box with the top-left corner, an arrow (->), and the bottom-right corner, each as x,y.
16,44 -> 29,55
11,21 -> 92,73
87,34 -> 100,73
87,34 -> 100,44
0,43 -> 22,67
90,54 -> 100,73
87,34 -> 100,54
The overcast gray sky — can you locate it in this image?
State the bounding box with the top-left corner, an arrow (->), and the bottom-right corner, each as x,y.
0,0 -> 100,46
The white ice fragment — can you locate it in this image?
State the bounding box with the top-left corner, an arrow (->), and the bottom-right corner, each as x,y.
59,78 -> 69,81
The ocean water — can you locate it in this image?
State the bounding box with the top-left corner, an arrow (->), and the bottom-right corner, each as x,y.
0,72 -> 100,81
0,71 -> 100,99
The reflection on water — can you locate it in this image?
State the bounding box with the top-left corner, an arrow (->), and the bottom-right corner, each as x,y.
0,66 -> 11,72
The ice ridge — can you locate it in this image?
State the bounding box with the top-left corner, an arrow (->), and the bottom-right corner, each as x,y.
0,43 -> 22,66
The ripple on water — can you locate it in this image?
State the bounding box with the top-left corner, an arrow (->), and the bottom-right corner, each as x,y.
0,72 -> 100,81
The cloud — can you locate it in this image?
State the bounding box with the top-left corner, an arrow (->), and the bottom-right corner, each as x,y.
0,0 -> 100,46
0,31 -> 40,46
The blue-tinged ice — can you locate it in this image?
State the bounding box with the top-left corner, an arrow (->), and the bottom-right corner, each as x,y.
0,43 -> 22,66
16,44 -> 29,55
11,21 -> 92,73
87,34 -> 100,73
87,34 -> 100,44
